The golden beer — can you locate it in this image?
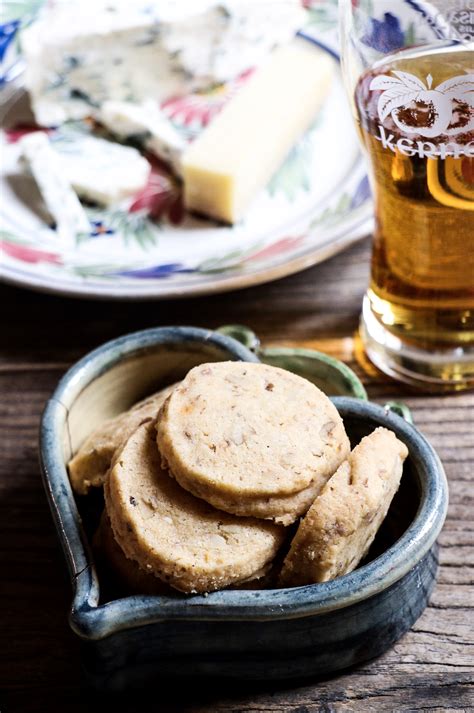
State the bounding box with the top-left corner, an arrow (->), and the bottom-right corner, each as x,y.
354,43 -> 474,387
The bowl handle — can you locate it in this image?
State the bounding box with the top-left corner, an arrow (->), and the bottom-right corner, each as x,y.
384,401 -> 413,424
217,324 -> 260,352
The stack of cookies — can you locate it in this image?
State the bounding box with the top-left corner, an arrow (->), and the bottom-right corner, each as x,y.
68,361 -> 408,594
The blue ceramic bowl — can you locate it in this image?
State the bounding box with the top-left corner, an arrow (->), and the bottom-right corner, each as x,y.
39,326 -> 448,689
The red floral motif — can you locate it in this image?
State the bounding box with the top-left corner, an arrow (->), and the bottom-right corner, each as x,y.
4,124 -> 51,143
301,0 -> 332,7
129,156 -> 184,225
246,235 -> 305,263
161,69 -> 254,131
1,239 -> 62,265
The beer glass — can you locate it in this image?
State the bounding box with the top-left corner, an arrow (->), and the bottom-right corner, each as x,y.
339,1 -> 473,390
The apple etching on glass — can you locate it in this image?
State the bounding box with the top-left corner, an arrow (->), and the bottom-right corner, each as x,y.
368,70 -> 474,157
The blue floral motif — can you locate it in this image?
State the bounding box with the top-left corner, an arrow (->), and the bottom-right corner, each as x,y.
0,20 -> 19,61
362,13 -> 405,53
90,220 -> 114,237
117,263 -> 194,279
0,19 -> 20,85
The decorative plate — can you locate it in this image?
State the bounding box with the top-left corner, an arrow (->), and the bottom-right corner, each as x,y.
0,1 -> 374,299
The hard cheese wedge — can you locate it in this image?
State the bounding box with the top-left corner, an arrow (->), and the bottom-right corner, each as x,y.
182,39 -> 334,223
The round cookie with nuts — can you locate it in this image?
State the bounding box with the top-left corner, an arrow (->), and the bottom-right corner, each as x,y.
279,427 -> 409,586
94,512 -> 172,596
95,511 -> 276,595
156,361 -> 350,524
68,384 -> 176,495
105,420 -> 285,594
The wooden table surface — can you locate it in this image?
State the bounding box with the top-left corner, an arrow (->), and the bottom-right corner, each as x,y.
1,238 -> 473,712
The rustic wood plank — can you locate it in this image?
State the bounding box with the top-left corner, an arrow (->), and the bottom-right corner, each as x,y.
1,238 -> 472,712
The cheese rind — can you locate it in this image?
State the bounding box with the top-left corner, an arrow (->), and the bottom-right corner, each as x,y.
182,40 -> 334,223
19,132 -> 90,241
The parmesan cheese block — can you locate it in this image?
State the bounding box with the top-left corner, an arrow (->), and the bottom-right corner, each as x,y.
182,39 -> 334,223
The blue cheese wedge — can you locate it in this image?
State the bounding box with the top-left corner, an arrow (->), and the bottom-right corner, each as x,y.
19,132 -> 90,242
21,0 -> 305,127
52,131 -> 150,207
99,100 -> 185,176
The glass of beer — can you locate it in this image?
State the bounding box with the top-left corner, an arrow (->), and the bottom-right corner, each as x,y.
339,1 -> 473,390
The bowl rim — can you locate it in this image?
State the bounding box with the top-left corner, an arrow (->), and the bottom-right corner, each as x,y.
216,324 -> 369,401
39,328 -> 448,641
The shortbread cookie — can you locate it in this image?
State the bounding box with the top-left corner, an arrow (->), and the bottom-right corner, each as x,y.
105,421 -> 285,594
95,512 -> 274,595
156,362 -> 350,521
94,512 -> 172,596
68,384 -> 176,495
193,476 -> 325,527
279,428 -> 409,586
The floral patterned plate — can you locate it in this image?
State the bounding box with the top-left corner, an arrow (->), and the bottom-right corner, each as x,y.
0,2 -> 376,299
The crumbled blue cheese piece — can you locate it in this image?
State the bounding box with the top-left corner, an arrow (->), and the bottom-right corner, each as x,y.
21,0 -> 305,127
99,100 -> 185,175
19,132 -> 90,242
51,132 -> 151,207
